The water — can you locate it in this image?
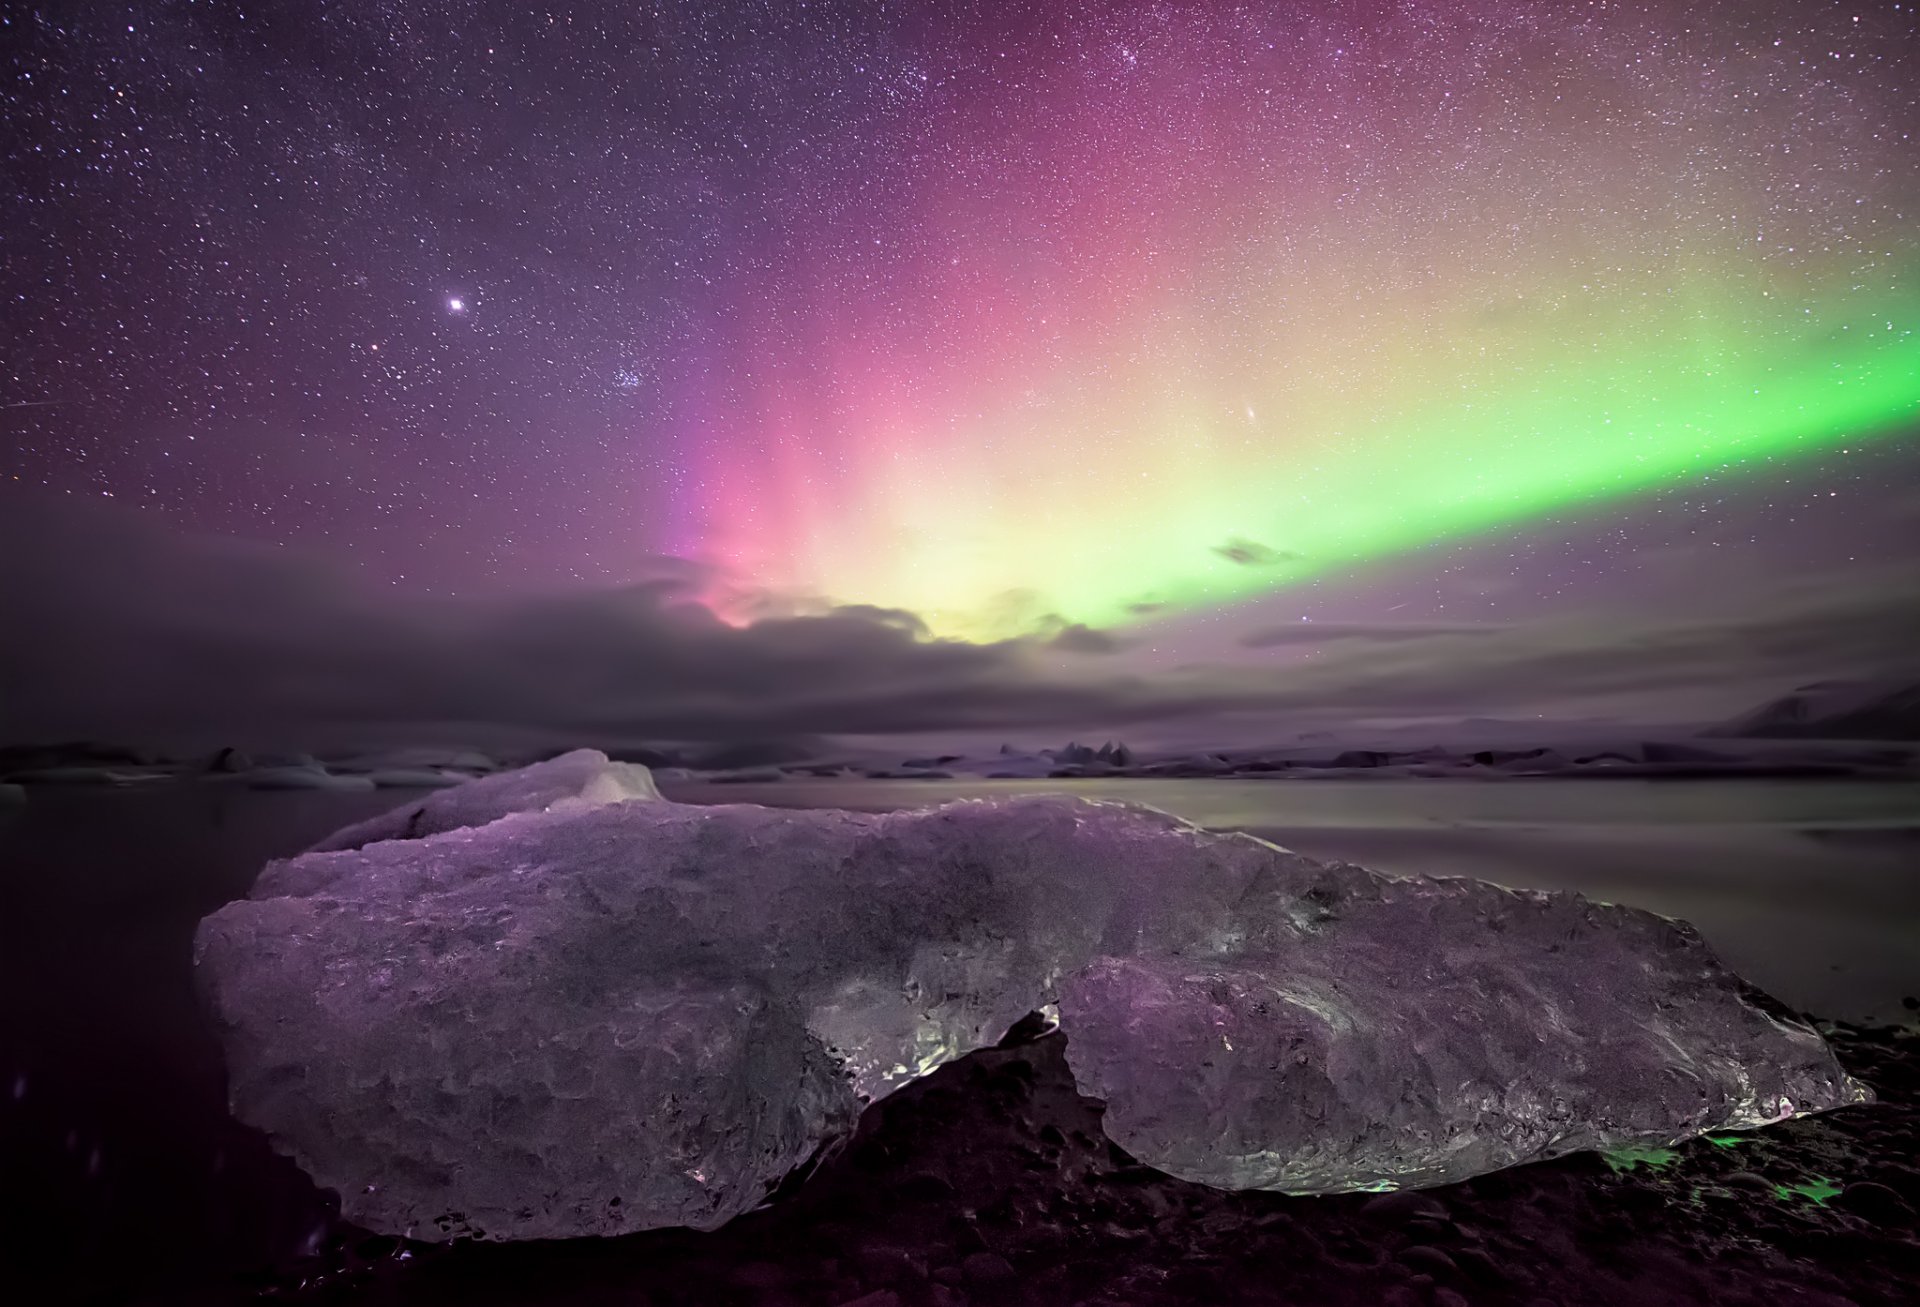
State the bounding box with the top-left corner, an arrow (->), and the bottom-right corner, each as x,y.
0,784 -> 416,1297
0,776 -> 1915,1296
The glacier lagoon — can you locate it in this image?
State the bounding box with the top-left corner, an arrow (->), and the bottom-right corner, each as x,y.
1,765 -> 1915,1293
188,754 -> 1876,1240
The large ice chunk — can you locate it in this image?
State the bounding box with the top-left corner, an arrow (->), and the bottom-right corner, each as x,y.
1060,892 -> 1863,1194
305,747 -> 659,852
194,758 -> 1869,1240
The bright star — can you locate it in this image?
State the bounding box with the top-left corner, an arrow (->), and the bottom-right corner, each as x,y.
448,297 -> 465,312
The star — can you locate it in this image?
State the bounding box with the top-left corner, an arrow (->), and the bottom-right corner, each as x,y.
448,298 -> 465,313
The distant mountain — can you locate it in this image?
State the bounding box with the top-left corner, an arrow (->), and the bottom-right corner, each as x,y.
1706,679 -> 1920,740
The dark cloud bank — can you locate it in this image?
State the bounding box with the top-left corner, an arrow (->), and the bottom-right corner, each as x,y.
1238,621 -> 1506,649
2,495 -> 1915,751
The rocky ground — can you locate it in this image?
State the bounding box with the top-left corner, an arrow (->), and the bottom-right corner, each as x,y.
145,1014 -> 1920,1307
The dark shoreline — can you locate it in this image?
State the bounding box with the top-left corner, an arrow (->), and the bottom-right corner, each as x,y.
15,1017 -> 1914,1307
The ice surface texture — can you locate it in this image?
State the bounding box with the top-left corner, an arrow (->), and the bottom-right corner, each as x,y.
305,747 -> 660,852
195,751 -> 1869,1240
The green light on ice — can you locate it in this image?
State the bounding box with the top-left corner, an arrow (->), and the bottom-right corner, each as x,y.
1601,1146 -> 1680,1175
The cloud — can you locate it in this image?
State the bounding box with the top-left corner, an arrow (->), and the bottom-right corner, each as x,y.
1,492 -> 1914,748
0,494 -> 1151,746
1239,621 -> 1505,649
1048,623 -> 1125,654
1212,537 -> 1303,567
1210,573 -> 1920,722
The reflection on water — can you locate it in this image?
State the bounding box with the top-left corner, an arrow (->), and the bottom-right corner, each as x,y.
0,776 -> 1914,1294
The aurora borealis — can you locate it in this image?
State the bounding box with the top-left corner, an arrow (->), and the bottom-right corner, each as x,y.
679,3 -> 1920,636
12,13 -> 1920,1303
4,0 -> 1918,649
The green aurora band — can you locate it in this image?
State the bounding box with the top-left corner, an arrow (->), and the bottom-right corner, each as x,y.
689,6 -> 1920,640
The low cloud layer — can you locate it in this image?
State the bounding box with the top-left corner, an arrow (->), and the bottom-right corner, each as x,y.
2,494 -> 1915,749
1212,537 -> 1305,567
1048,623 -> 1127,654
1239,621 -> 1505,648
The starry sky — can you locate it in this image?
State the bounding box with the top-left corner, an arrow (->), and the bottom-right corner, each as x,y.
2,0 -> 1917,745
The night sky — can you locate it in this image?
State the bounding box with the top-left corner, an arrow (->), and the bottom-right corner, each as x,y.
2,0 -> 1917,746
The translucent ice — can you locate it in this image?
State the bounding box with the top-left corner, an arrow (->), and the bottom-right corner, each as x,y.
305,747 -> 659,853
194,756 -> 1869,1240
1059,903 -> 1863,1194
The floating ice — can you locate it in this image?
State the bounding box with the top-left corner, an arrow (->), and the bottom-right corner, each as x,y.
304,747 -> 659,853
6,766 -> 149,786
365,768 -> 470,789
242,765 -> 376,792
331,747 -> 502,775
194,753 -> 1869,1240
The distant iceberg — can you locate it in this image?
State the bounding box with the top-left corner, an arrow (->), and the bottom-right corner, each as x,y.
241,765 -> 375,792
194,752 -> 1870,1241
